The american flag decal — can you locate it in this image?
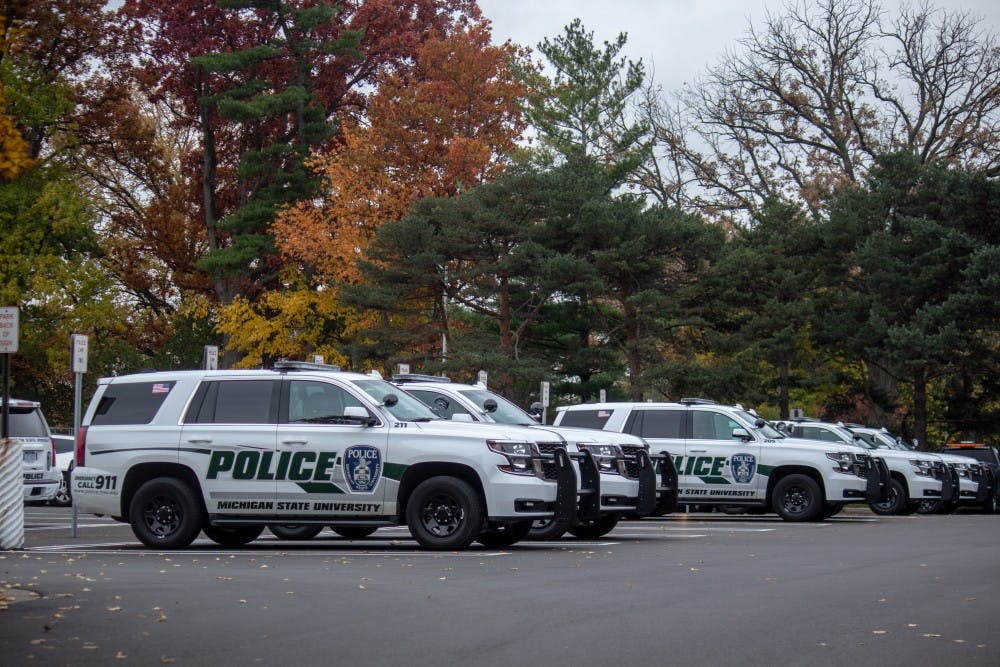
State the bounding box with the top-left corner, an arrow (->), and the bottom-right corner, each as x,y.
151,382 -> 172,394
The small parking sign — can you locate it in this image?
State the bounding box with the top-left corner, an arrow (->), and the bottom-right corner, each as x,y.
0,307 -> 18,353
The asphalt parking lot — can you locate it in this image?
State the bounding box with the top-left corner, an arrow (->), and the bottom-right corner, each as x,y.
2,505 -> 998,666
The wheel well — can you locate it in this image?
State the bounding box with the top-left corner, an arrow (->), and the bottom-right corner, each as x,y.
397,463 -> 486,519
121,463 -> 207,519
889,471 -> 909,494
766,466 -> 825,504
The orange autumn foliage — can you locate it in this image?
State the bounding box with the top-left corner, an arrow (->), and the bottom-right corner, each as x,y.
273,20 -> 528,286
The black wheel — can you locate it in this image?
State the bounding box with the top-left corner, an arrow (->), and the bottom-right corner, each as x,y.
331,526 -> 378,539
917,499 -> 941,514
526,517 -> 570,540
476,520 -> 533,548
50,469 -> 72,507
982,491 -> 998,515
129,477 -> 203,549
820,502 -> 845,519
405,477 -> 484,550
202,525 -> 264,546
869,478 -> 908,515
268,525 -> 324,540
772,474 -> 822,521
567,514 -> 620,539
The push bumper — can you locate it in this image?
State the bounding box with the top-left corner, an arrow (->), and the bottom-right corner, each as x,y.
864,457 -> 891,503
645,450 -> 679,516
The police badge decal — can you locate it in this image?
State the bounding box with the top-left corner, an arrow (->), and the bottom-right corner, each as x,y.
344,445 -> 382,493
730,453 -> 757,484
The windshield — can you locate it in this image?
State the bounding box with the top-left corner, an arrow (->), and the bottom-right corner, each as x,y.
351,379 -> 440,422
849,430 -> 879,449
734,411 -> 785,439
457,389 -> 535,425
871,432 -> 905,450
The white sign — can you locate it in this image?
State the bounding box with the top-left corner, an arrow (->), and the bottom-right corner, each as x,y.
790,408 -> 804,419
0,307 -> 18,353
477,370 -> 488,387
204,345 -> 219,370
71,334 -> 88,373
599,389 -> 607,403
397,363 -> 410,375
312,354 -> 325,365
540,381 -> 550,407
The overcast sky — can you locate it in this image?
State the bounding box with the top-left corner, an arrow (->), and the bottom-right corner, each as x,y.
477,0 -> 1000,94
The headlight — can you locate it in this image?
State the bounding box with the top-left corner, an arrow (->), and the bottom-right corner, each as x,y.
577,443 -> 625,475
826,452 -> 854,474
908,459 -> 934,477
487,440 -> 542,477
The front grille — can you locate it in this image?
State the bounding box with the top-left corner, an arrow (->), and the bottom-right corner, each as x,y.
620,445 -> 645,479
535,441 -> 563,480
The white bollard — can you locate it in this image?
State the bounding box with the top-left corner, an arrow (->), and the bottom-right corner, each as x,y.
0,437 -> 25,549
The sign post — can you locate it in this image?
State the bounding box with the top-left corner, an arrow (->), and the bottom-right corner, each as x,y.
540,381 -> 550,425
70,334 -> 88,538
204,345 -> 219,370
0,307 -> 19,440
477,370 -> 488,388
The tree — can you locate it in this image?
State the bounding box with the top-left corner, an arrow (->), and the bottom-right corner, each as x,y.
822,153 -> 1000,445
219,21 -> 527,367
639,0 -> 1000,221
519,18 -> 648,177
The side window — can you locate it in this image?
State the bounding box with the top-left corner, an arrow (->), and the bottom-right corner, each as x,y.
558,409 -> 615,429
187,380 -> 278,424
92,381 -> 175,425
407,390 -> 473,420
635,410 -> 685,439
692,411 -> 743,441
288,380 -> 364,424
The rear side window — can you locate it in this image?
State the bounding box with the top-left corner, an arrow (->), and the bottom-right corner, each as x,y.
91,382 -> 175,425
630,410 -> 685,439
7,407 -> 47,437
186,379 -> 278,424
558,409 -> 615,429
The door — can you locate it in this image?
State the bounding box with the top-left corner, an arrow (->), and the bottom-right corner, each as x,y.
181,379 -> 280,516
276,379 -> 388,519
684,409 -> 763,502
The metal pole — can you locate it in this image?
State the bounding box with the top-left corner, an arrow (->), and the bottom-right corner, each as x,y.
1,353 -> 9,439
71,371 -> 81,537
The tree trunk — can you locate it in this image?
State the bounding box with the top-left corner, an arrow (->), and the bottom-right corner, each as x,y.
621,274 -> 643,401
912,365 -> 928,450
777,353 -> 790,419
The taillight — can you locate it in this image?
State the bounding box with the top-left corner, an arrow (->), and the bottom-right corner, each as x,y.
50,437 -> 57,468
75,426 -> 87,466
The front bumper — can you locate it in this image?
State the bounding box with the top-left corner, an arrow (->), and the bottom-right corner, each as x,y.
861,457 -> 890,502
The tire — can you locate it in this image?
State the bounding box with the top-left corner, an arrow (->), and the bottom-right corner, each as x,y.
772,474 -> 822,521
820,502 -> 845,519
526,517 -> 570,540
869,478 -> 908,515
268,524 -> 324,540
917,499 -> 941,514
405,476 -> 484,550
50,469 -> 73,507
331,526 -> 378,539
567,514 -> 620,539
475,520 -> 533,548
129,477 -> 203,549
202,525 -> 264,546
979,494 -> 997,515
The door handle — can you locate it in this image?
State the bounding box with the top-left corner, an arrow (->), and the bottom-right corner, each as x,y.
282,440 -> 308,446
689,448 -> 707,453
187,439 -> 212,444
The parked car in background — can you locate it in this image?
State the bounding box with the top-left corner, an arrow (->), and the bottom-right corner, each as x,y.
3,398 -> 60,504
937,442 -> 999,514
50,434 -> 75,507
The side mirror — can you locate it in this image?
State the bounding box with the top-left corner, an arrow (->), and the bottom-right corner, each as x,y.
754,418 -> 766,428
451,414 -> 474,423
482,398 -> 498,414
732,428 -> 752,441
529,402 -> 544,416
382,393 -> 399,408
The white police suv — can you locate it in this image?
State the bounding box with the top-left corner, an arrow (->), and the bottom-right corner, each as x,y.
389,375 -> 673,539
775,419 -> 949,515
4,398 -> 61,504
71,362 -> 581,550
554,400 -> 889,521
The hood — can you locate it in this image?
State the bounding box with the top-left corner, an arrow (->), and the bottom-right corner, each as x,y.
530,424 -> 646,447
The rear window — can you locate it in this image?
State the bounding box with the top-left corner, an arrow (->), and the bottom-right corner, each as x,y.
6,407 -> 48,437
91,381 -> 175,425
629,409 -> 685,439
558,409 -> 615,430
943,448 -> 996,464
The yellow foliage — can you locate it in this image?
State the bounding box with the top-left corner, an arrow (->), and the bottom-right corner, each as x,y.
0,85 -> 33,180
